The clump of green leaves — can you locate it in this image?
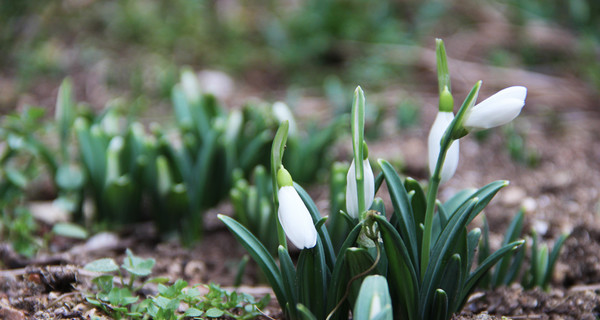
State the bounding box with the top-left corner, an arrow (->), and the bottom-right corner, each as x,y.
479,210 -> 569,291
34,69 -> 342,244
221,39 -> 533,320
84,249 -> 269,319
0,106 -> 51,257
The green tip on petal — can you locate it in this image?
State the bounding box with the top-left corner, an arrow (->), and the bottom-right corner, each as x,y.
363,141 -> 369,159
439,86 -> 454,112
277,167 -> 294,188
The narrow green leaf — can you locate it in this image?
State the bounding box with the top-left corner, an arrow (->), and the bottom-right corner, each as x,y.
297,240 -> 328,320
404,178 -> 426,229
459,240 -> 524,309
278,246 -> 298,320
297,303 -> 318,320
353,275 -> 392,320
435,39 -> 451,93
438,254 -> 462,316
326,223 -> 363,320
466,228 -> 481,275
271,122 -> 289,250
218,215 -> 285,308
431,289 -> 448,320
378,159 -> 419,269
294,182 -> 336,269
492,210 -> 524,287
542,233 -> 569,289
421,199 -> 477,318
504,243 -> 525,286
374,215 -> 418,320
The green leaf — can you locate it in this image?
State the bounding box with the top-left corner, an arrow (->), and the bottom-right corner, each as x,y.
108,287 -> 138,306
55,78 -> 74,156
404,178 -> 426,229
205,308 -> 225,318
447,181 -> 509,224
84,258 -> 119,273
278,246 -> 298,320
296,303 -> 318,320
458,240 -> 524,309
353,275 -> 392,320
184,307 -> 203,317
92,275 -> 115,294
294,182 -> 336,269
431,289 -> 448,320
378,159 -> 419,270
351,87 -> 366,181
122,249 -> 155,277
374,215 -> 418,320
542,233 -> 569,289
218,215 -> 285,308
325,222 -> 363,320
421,199 -> 477,318
435,39 -> 451,94
345,248 -> 376,306
55,164 -> 85,191
52,222 -> 88,239
492,210 -> 524,287
438,254 -> 462,316
297,241 -> 328,320
5,167 -> 28,189
466,228 -> 481,276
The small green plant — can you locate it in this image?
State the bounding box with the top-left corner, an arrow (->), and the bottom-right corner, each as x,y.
0,106 -> 53,257
84,249 -> 269,319
479,210 -> 569,291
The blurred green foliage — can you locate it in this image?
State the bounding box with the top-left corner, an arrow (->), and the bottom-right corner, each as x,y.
2,0 -> 597,110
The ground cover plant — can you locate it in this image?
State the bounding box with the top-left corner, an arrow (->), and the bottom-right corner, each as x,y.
83,249 -> 269,319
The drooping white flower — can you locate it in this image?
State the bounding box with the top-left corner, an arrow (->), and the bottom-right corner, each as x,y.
463,86 -> 527,130
428,111 -> 460,184
345,159 -> 375,219
272,102 -> 298,136
277,168 -> 317,249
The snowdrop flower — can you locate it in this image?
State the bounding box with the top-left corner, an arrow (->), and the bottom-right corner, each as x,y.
272,102 -> 298,136
463,86 -> 527,130
277,167 -> 317,249
428,111 -> 460,184
346,158 -> 375,219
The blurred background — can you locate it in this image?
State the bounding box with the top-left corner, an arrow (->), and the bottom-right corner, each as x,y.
1,0 -> 598,114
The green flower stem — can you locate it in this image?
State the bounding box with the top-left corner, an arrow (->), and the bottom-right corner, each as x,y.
421,127 -> 453,277
421,81 -> 481,277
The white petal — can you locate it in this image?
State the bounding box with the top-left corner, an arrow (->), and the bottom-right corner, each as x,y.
428,112 -> 459,184
278,186 -> 317,249
272,102 -> 298,136
464,86 -> 527,130
363,159 -> 375,211
346,159 -> 375,218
